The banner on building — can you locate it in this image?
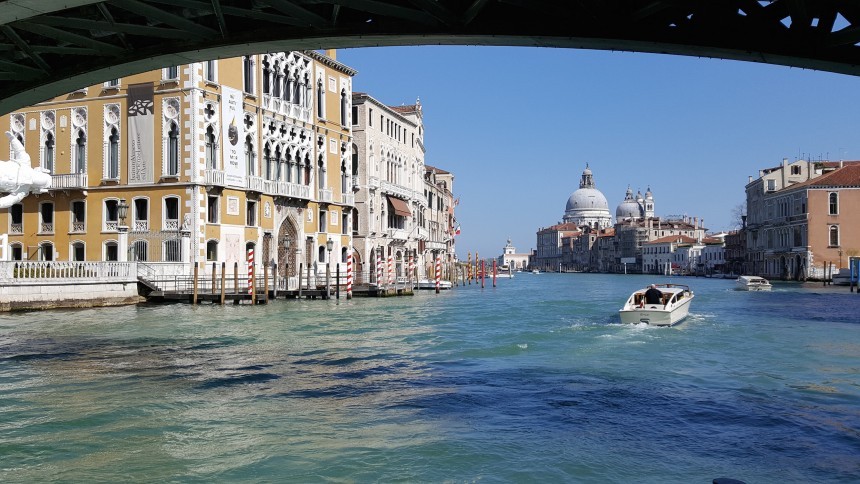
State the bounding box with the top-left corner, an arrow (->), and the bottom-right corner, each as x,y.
221,86 -> 245,188
127,83 -> 154,184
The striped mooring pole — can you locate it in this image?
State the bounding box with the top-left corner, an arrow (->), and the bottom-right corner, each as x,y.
346,250 -> 353,300
376,250 -> 383,286
247,247 -> 254,294
435,254 -> 441,294
388,254 -> 394,286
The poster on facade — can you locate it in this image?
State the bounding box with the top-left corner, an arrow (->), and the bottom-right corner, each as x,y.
221,86 -> 245,187
127,83 -> 154,184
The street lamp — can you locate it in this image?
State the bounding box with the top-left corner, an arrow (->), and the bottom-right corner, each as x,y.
117,198 -> 130,262
326,238 -> 333,298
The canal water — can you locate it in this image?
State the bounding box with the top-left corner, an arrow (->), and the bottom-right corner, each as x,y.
1,274 -> 858,483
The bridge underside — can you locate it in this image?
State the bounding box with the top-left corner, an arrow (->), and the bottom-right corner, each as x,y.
0,0 -> 858,114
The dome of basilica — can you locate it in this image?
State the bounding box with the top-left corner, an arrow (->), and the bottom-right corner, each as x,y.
566,188 -> 609,212
616,186 -> 641,219
562,164 -> 612,229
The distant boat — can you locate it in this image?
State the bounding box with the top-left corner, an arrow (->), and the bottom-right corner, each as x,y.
416,279 -> 452,290
619,283 -> 694,327
735,275 -> 772,291
531,269 -> 540,274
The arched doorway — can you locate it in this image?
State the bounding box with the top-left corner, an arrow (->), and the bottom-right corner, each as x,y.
277,217 -> 299,286
352,249 -> 363,285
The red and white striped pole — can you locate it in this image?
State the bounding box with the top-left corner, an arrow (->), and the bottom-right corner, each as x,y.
408,253 -> 414,285
247,247 -> 254,295
435,254 -> 441,294
376,250 -> 383,286
346,249 -> 353,300
388,254 -> 394,286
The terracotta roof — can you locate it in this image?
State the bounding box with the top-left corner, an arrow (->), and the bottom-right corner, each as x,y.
425,164 -> 450,174
389,105 -> 418,114
786,162 -> 860,190
646,235 -> 698,245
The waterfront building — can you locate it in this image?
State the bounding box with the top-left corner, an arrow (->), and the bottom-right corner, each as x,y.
423,164 -> 457,274
724,228 -> 746,276
745,159 -> 860,280
534,222 -> 580,271
350,93 -> 454,281
643,235 -> 698,275
700,233 -> 727,274
0,49 -> 356,288
615,186 -> 655,221
497,239 -> 530,271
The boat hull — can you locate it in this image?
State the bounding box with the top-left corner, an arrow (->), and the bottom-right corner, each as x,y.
619,298 -> 692,327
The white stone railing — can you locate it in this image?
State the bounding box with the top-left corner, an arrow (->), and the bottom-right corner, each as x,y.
381,180 -> 411,200
9,223 -> 22,234
204,169 -> 226,187
163,219 -> 180,231
368,176 -> 380,189
0,261 -> 136,283
51,173 -> 88,189
133,220 -> 149,232
40,223 -> 53,234
71,221 -> 85,233
247,175 -> 266,193
318,188 -> 333,203
342,193 -> 355,206
105,221 -> 118,232
387,228 -> 408,240
273,181 -> 311,200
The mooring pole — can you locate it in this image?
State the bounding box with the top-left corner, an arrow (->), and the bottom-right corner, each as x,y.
492,260 -> 497,288
192,262 -> 199,305
298,263 -> 304,298
336,263 -> 340,300
234,262 -> 239,295
264,262 -> 269,304
220,262 -> 226,305
211,262 -> 217,295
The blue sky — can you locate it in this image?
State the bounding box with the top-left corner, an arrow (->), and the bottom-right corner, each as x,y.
336,46 -> 860,259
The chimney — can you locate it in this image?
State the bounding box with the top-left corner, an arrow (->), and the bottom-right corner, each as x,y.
325,49 -> 337,60
749,175 -> 753,183
840,160 -> 844,168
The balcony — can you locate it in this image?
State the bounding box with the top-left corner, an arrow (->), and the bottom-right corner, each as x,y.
133,220 -> 149,232
51,173 -> 87,190
318,188 -> 333,203
381,180 -> 411,200
273,181 -> 311,200
71,221 -> 85,233
246,175 -> 267,193
9,223 -> 22,234
341,193 -> 355,206
163,219 -> 180,231
40,222 -> 53,234
368,176 -> 380,190
352,175 -> 360,190
426,241 -> 447,250
387,228 -> 408,241
204,169 -> 226,187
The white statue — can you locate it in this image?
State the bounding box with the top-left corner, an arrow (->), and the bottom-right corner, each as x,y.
0,131 -> 51,208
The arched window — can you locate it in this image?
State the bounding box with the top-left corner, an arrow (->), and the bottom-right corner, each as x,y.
341,247 -> 348,263
243,56 -> 254,94
318,155 -> 325,189
108,127 -> 119,179
316,77 -> 324,118
74,130 -> 86,173
829,192 -> 838,215
71,242 -> 85,261
262,58 -> 270,95
272,61 -> 281,98
829,225 -> 839,247
275,146 -> 283,181
10,242 -> 22,261
340,89 -> 348,126
43,132 -> 55,173
263,144 -> 272,180
132,240 -> 148,261
245,135 -> 255,176
205,125 -> 217,169
164,239 -> 181,262
40,202 -> 54,234
164,197 -> 180,231
167,122 -> 180,175
133,198 -> 149,232
39,242 -> 54,261
318,245 -> 326,263
207,240 -> 218,261
104,241 -> 118,261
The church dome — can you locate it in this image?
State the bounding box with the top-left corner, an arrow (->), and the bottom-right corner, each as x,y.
562,164 -> 612,229
616,186 -> 641,219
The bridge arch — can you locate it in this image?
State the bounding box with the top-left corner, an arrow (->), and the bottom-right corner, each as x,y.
0,1 -> 858,114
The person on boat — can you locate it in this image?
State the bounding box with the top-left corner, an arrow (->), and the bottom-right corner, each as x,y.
644,284 -> 663,305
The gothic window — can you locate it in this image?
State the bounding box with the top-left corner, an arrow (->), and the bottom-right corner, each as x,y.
262,58 -> 271,95
43,132 -> 55,173
205,125 -> 217,169
318,155 -> 325,189
340,89 -> 348,126
273,61 -> 282,98
74,130 -> 86,173
275,146 -> 283,181
167,122 -> 180,176
316,77 -> 325,118
108,127 -> 119,179
829,225 -> 839,247
246,135 -> 256,176
247,200 -> 257,226
829,192 -> 838,215
243,56 -> 254,94
264,144 -> 273,180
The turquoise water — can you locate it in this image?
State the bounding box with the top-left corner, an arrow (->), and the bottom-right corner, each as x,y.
1,273 -> 858,483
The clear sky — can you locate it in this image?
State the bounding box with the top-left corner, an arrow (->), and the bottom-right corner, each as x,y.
336,46 -> 860,259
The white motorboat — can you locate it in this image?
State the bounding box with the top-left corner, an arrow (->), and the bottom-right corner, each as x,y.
735,275 -> 772,291
619,284 -> 694,327
416,279 -> 453,290
531,269 -> 540,274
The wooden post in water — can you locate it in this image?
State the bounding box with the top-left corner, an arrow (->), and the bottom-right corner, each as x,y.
272,263 -> 278,299
234,262 -> 239,295
492,260 -> 497,288
192,262 -> 199,305
481,260 -> 485,288
264,262 -> 269,304
251,263 -> 256,304
211,262 -> 217,295
220,262 -> 226,305
336,263 -> 340,300
467,252 -> 471,285
298,263 -> 304,298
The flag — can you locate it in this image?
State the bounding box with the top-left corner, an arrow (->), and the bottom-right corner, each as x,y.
454,224 -> 461,236
455,197 -> 460,206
